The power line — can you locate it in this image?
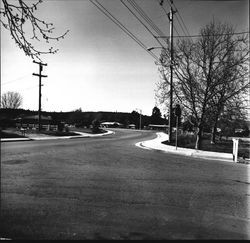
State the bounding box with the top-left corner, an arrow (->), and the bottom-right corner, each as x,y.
1,85 -> 39,97
120,0 -> 165,48
155,31 -> 250,39
19,85 -> 39,92
157,0 -> 182,39
2,74 -> 31,85
129,0 -> 166,37
169,0 -> 193,39
128,0 -> 168,46
175,14 -> 189,37
89,0 -> 159,61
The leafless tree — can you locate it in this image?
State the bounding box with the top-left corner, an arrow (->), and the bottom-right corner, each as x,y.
156,21 -> 249,149
1,91 -> 23,109
0,0 -> 69,61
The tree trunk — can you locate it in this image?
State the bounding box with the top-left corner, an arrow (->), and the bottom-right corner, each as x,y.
195,125 -> 203,150
211,120 -> 218,144
211,109 -> 220,144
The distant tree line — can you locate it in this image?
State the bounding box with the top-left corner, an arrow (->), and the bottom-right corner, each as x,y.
0,106 -> 166,130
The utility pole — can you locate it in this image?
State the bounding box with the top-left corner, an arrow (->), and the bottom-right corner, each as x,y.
139,110 -> 142,130
32,61 -> 47,132
168,2 -> 176,143
136,108 -> 142,130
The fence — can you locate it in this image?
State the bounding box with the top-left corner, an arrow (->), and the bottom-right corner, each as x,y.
16,123 -> 58,131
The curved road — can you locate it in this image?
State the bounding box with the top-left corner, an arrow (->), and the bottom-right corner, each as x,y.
1,128 -> 249,240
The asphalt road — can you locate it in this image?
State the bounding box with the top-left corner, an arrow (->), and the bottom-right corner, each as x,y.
1,128 -> 250,240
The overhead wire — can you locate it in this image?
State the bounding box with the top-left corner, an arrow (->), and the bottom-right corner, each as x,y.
165,1 -> 249,41
89,0 -> 159,61
175,14 -> 189,37
167,0 -> 192,38
155,31 -> 250,39
172,1 -> 193,38
1,85 -> 38,96
2,74 -> 31,86
129,0 -> 166,37
20,85 -> 39,92
128,0 -> 169,46
157,0 -> 182,40
120,0 -> 165,49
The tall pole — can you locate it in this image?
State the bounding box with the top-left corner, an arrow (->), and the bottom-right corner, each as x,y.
175,116 -> 178,150
38,64 -> 42,131
33,61 -> 47,131
136,108 -> 142,130
139,111 -> 142,130
168,5 -> 175,143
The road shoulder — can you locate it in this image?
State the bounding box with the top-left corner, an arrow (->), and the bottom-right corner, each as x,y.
136,132 -> 236,162
1,130 -> 114,142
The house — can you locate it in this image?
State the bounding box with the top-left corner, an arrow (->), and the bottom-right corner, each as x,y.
148,124 -> 168,131
100,121 -> 123,128
128,124 -> 136,129
15,115 -> 60,131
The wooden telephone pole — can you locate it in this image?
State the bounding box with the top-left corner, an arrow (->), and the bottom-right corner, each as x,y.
32,61 -> 47,131
167,2 -> 176,143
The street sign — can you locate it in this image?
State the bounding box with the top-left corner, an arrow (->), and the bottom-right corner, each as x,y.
175,104 -> 181,117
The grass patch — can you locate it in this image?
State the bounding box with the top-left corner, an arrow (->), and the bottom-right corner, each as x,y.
0,130 -> 26,138
72,127 -> 106,134
41,131 -> 79,136
1,126 -> 107,138
163,133 -> 250,159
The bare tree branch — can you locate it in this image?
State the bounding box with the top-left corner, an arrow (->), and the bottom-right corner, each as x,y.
1,0 -> 69,61
1,91 -> 23,109
155,21 -> 249,149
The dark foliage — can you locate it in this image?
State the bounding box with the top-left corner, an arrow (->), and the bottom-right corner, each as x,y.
92,119 -> 100,133
0,108 -> 154,129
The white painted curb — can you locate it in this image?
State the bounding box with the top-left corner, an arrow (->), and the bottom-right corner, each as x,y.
136,132 -> 234,162
1,138 -> 32,142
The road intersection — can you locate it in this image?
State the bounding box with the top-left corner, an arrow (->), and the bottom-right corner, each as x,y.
1,128 -> 249,239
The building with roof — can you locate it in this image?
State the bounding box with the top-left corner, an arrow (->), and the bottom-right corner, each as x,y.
15,115 -> 61,131
148,124 -> 168,131
100,121 -> 123,128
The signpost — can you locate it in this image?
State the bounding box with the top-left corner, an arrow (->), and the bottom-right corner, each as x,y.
175,104 -> 181,150
232,138 -> 239,162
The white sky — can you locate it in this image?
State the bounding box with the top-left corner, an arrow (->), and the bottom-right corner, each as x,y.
1,0 -> 249,116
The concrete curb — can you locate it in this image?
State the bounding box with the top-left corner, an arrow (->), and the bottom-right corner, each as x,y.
69,130 -> 114,139
1,130 -> 114,142
136,132 -> 235,162
0,137 -> 32,142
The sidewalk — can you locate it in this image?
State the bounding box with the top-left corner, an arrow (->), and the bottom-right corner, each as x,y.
1,130 -> 114,142
136,132 -> 236,162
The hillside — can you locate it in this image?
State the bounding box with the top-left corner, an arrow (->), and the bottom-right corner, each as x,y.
0,108 -> 166,129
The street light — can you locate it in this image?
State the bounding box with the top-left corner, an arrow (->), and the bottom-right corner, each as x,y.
148,46 -> 173,143
135,108 -> 142,130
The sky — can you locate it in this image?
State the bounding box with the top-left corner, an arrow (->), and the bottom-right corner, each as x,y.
1,0 -> 249,116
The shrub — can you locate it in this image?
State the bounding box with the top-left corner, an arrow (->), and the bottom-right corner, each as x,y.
176,133 -> 196,147
58,122 -> 64,132
235,129 -> 249,137
92,119 -> 100,133
65,126 -> 69,133
239,149 -> 249,159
